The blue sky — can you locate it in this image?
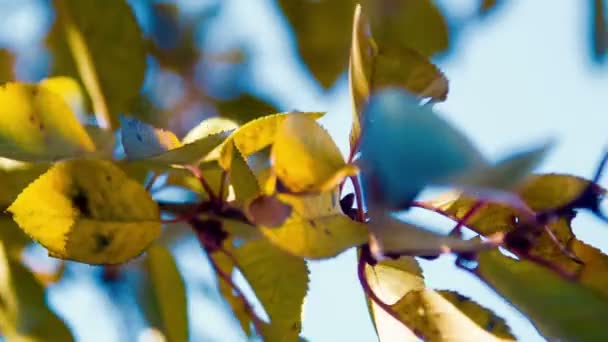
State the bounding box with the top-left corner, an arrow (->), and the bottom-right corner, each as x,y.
1,0 -> 607,341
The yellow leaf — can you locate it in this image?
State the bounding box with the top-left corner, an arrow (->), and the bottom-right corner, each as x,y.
231,239 -> 308,338
144,244 -> 189,342
272,115 -> 357,193
364,256 -> 423,341
182,117 -> 239,162
39,76 -> 87,121
260,191 -> 368,259
0,82 -> 95,161
218,112 -> 324,169
8,160 -> 161,264
0,48 -> 15,84
393,289 -> 514,341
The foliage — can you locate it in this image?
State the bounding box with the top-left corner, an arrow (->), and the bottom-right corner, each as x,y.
0,1 -> 606,341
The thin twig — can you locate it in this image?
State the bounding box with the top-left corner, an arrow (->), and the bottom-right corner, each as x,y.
218,169 -> 229,204
206,247 -> 265,335
145,173 -> 160,192
185,165 -> 216,201
449,201 -> 485,236
541,225 -> 583,264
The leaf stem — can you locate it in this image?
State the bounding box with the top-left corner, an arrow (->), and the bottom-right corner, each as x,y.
449,201 -> 485,236
185,165 -> 216,201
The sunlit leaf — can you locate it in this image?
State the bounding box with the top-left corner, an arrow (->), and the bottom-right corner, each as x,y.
0,241 -> 73,341
182,117 -> 239,162
219,112 -> 325,169
48,0 -> 146,128
359,88 -> 484,207
364,256 -> 423,340
273,115 -> 358,193
227,142 -> 259,202
144,244 -> 189,342
476,249 -> 608,341
8,160 -> 161,264
231,239 -> 309,339
0,82 -> 95,161
393,289 -> 514,341
39,76 -> 87,121
260,191 -> 368,259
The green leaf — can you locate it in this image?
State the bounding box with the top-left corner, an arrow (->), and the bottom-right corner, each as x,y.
217,95 -> 280,124
0,82 -> 95,161
231,239 -> 309,339
367,209 -> 497,258
359,88 -> 484,207
227,142 -> 259,202
348,5 -> 448,153
164,163 -> 226,200
8,160 -> 161,264
0,48 -> 15,84
277,0 -> 354,88
362,0 -> 449,56
392,289 -> 514,341
260,191 -> 368,259
219,112 -> 324,169
0,161 -> 49,208
272,115 -> 358,193
0,240 -> 73,341
364,256 -> 423,340
47,0 -> 146,128
144,244 -> 189,342
450,142 -> 553,193
476,249 -> 608,341
132,132 -> 231,166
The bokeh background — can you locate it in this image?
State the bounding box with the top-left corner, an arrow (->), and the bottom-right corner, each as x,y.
0,0 -> 607,341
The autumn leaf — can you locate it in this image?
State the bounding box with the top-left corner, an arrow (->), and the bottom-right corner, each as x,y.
8,160 -> 161,264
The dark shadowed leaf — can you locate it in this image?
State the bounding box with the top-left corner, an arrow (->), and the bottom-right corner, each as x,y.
47,0 -> 146,128
0,49 -> 15,84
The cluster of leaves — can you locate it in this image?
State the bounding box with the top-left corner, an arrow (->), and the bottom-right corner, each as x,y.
0,1 -> 607,341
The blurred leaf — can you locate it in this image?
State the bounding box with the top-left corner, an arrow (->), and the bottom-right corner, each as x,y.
273,115 -> 358,193
120,116 -> 182,160
0,216 -> 31,257
231,238 -> 309,339
367,209 -> 496,259
218,112 -> 324,169
217,95 -> 280,124
277,0 -> 354,88
0,82 -> 95,161
259,191 -> 368,259
8,160 -> 161,264
0,49 -> 15,84
165,163 -> 226,200
48,0 -> 146,128
476,249 -> 608,341
393,289 -> 514,341
592,0 -> 608,62
362,0 -> 449,56
144,244 -> 189,342
450,142 -> 553,193
0,240 -> 73,341
84,125 -> 116,158
359,89 -> 484,207
39,76 -> 87,120
0,161 -> 49,208
364,257 -> 423,340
